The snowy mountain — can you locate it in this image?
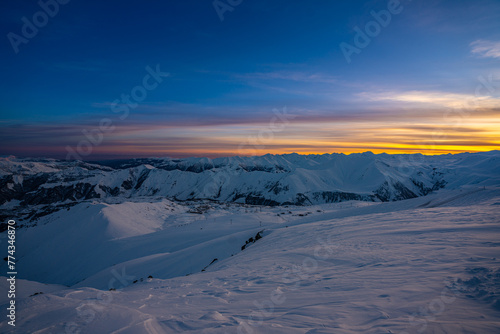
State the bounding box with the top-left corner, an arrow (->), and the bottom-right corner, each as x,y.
1,185 -> 499,333
0,151 -> 499,333
2,151 -> 500,228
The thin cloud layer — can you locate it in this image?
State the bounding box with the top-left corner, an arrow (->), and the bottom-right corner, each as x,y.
358,90 -> 500,109
470,40 -> 500,59
2,1 -> 500,159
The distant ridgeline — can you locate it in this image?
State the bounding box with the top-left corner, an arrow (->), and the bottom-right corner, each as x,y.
1,151 -> 499,227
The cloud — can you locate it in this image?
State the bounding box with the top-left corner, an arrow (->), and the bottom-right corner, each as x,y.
470,40 -> 500,59
2,116 -> 499,159
358,90 -> 500,109
2,91 -> 500,159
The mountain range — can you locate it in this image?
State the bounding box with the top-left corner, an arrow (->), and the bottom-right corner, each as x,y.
2,151 -> 499,230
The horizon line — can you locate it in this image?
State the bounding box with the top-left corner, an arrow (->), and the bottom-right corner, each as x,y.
2,149 -> 499,162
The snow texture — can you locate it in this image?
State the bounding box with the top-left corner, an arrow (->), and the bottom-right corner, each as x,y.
0,152 -> 499,333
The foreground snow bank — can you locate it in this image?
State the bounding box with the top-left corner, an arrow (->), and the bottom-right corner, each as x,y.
1,187 -> 499,333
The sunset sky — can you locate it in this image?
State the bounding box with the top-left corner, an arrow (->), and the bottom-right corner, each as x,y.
1,0 -> 499,160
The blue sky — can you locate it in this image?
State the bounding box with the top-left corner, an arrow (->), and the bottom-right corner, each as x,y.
1,0 -> 499,159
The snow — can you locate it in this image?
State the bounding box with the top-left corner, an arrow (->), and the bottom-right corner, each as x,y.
3,152 -> 500,210
1,186 -> 500,333
100,201 -> 176,239
1,152 -> 499,332
0,156 -> 111,178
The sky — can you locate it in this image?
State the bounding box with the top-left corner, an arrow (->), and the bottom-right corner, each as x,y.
0,0 -> 499,160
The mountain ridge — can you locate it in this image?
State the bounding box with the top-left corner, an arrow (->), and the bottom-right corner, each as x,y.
1,151 -> 499,229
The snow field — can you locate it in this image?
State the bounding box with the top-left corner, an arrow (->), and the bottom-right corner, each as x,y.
0,187 -> 499,333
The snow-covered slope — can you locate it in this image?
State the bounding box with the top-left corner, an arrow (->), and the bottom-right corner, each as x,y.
1,151 -> 499,230
1,152 -> 499,332
1,187 -> 499,333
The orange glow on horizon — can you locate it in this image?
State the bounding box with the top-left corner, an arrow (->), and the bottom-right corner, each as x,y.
70,117 -> 500,159
7,115 -> 498,160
